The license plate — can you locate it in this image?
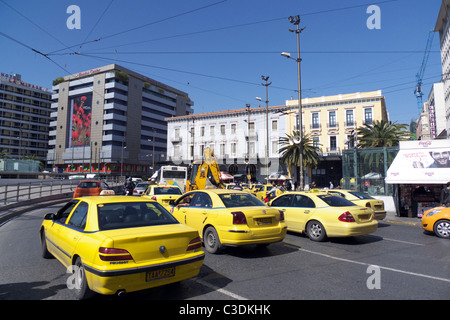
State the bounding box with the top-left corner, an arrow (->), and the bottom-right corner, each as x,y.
358,214 -> 371,221
146,267 -> 175,282
256,217 -> 272,225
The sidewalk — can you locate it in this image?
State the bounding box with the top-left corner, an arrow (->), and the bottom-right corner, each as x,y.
384,211 -> 422,226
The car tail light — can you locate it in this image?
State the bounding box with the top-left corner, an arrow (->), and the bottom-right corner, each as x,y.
99,247 -> 133,261
338,211 -> 355,222
278,210 -> 285,221
187,236 -> 202,251
365,202 -> 371,208
133,189 -> 138,194
231,211 -> 247,224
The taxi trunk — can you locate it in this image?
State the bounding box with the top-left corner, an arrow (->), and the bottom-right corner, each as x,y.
232,206 -> 282,228
97,225 -> 202,265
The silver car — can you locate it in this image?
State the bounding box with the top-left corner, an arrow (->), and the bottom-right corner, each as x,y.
133,182 -> 151,196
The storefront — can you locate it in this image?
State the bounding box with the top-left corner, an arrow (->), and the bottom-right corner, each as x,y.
385,140 -> 450,217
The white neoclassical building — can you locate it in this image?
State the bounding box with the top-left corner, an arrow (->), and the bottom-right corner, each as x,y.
166,105 -> 289,183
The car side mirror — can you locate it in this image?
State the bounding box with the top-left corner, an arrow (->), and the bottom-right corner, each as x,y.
44,213 -> 55,220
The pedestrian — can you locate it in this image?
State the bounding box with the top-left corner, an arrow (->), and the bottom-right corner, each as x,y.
329,181 -> 334,189
440,182 -> 450,206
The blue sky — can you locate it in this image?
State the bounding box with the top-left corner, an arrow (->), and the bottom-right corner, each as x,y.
0,0 -> 443,125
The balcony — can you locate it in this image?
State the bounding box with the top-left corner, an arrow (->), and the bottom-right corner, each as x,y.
327,122 -> 339,129
310,123 -> 321,131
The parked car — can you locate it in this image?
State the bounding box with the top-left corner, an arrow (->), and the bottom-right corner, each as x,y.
269,191 -> 378,242
325,189 -> 386,220
170,189 -> 287,253
422,206 -> 450,238
39,195 -> 204,299
73,180 -> 110,198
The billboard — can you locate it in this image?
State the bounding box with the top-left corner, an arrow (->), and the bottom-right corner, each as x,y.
69,94 -> 92,147
386,140 -> 450,184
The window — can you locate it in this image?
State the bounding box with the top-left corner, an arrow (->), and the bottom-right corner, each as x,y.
329,111 -> 336,127
67,201 -> 89,230
200,126 -> 205,137
220,143 -> 225,157
313,137 -> 320,148
346,110 -> 354,126
271,194 -> 293,207
272,140 -> 278,155
271,120 -> 278,131
55,200 -> 79,224
364,108 -> 373,124
292,195 -> 315,208
231,123 -> 236,134
249,142 -> 255,155
231,142 -> 236,155
175,128 -> 180,138
191,192 -> 213,208
330,136 -> 337,151
312,113 -> 319,129
209,126 -> 215,136
249,122 -> 255,135
220,124 -> 226,135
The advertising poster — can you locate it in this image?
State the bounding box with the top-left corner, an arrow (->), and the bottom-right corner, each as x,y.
69,94 -> 92,147
386,140 -> 450,184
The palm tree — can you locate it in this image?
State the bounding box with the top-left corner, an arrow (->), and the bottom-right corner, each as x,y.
357,120 -> 411,148
279,131 -> 321,187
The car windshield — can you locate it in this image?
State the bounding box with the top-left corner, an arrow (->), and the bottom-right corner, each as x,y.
97,201 -> 179,230
317,195 -> 356,207
154,187 -> 182,195
78,181 -> 99,188
135,183 -> 150,188
348,191 -> 374,200
218,193 -> 265,208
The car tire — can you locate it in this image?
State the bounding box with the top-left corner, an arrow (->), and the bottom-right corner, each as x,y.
434,219 -> 450,239
73,257 -> 94,300
306,220 -> 327,242
203,226 -> 222,254
40,230 -> 53,259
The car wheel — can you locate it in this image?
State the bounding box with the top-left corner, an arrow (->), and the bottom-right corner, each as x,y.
434,220 -> 450,239
40,230 -> 53,259
306,220 -> 327,242
203,226 -> 222,254
73,257 -> 94,300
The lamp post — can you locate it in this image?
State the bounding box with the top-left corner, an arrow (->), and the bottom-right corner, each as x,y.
282,15 -> 305,190
260,76 -> 271,182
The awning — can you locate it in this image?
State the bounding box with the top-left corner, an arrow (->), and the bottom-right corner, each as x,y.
385,140 -> 450,184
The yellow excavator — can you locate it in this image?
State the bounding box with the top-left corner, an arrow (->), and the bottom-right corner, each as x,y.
186,147 -> 225,191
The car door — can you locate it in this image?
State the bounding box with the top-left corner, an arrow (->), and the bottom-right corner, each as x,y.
186,192 -> 213,234
290,194 -> 316,232
270,194 -> 295,230
46,200 -> 79,264
54,201 -> 89,267
171,192 -> 196,224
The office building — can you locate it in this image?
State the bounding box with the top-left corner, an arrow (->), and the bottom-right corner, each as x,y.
48,64 -> 194,176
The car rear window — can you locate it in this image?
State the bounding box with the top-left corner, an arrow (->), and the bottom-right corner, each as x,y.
317,195 -> 356,207
78,181 -> 99,188
348,191 -> 374,200
154,187 -> 182,195
97,201 -> 179,230
219,193 -> 265,208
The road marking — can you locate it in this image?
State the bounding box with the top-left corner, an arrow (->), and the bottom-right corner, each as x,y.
298,248 -> 450,283
197,279 -> 248,300
381,237 -> 424,246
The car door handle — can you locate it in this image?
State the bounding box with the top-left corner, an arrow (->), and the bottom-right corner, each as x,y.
304,210 -> 310,214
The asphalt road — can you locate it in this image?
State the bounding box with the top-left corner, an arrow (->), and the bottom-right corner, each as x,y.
0,204 -> 449,303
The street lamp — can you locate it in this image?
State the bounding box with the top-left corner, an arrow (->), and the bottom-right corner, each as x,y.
282,15 -> 305,190
259,76 -> 271,182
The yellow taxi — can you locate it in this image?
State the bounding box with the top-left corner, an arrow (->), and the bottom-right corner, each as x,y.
252,184 -> 285,202
39,193 -> 204,299
325,189 -> 386,220
142,185 -> 183,209
421,206 -> 450,239
170,189 -> 287,253
269,191 -> 378,241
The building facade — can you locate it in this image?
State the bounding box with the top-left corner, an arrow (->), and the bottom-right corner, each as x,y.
417,82 -> 446,140
48,64 -> 193,176
285,90 -> 389,187
0,73 -> 52,162
435,0 -> 450,138
166,105 -> 288,183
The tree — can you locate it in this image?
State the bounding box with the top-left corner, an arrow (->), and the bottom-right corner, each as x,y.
278,131 -> 321,188
357,120 -> 411,148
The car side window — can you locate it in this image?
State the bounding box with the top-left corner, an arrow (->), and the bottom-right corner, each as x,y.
292,195 -> 315,208
191,193 -> 213,208
328,191 -> 345,198
55,200 -> 79,224
271,195 -> 293,207
177,193 -> 195,206
67,201 -> 89,230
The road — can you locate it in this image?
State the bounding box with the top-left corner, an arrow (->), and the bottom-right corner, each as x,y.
0,203 -> 449,302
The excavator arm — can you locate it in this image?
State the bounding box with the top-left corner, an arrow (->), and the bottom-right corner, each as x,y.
186,148 -> 225,191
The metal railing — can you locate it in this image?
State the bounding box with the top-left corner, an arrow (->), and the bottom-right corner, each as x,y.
0,178 -> 122,206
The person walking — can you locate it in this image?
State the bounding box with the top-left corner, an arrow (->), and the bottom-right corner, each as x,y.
440,182 -> 450,206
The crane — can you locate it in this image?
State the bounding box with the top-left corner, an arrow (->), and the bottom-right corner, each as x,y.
414,31 -> 434,116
